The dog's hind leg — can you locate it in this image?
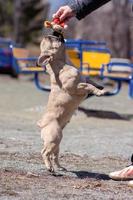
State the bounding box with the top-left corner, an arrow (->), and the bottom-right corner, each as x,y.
41,120 -> 62,173
41,143 -> 56,173
52,146 -> 67,171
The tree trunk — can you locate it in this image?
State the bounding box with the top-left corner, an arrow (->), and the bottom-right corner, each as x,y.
13,0 -> 23,43
111,0 -> 131,58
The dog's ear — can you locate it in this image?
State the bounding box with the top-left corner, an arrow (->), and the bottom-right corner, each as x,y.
38,37 -> 52,66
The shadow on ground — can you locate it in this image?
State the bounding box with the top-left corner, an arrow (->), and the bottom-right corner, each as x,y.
70,170 -> 111,180
78,107 -> 133,121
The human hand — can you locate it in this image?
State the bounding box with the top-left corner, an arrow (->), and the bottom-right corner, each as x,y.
53,5 -> 75,24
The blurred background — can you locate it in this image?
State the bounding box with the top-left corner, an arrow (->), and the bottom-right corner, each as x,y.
0,0 -> 133,58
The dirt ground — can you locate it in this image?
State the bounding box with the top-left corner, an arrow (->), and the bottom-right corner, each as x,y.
0,74 -> 133,200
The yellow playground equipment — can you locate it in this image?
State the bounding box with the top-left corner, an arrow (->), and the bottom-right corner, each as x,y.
66,48 -> 81,68
66,40 -> 111,76
82,48 -> 111,76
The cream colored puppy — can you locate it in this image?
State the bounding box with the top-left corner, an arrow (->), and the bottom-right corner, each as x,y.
38,21 -> 105,173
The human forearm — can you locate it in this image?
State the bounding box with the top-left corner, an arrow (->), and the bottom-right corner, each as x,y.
53,0 -> 111,23
69,0 -> 111,20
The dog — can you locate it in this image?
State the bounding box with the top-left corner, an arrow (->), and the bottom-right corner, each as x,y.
37,20 -> 105,173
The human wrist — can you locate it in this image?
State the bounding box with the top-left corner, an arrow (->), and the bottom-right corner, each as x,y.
69,0 -> 81,20
69,0 -> 79,14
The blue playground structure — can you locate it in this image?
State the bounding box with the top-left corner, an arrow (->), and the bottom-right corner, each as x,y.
65,39 -> 133,99
101,61 -> 133,98
0,37 -> 50,91
0,38 -> 17,77
0,37 -> 133,98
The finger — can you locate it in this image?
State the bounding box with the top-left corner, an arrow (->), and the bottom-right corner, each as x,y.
53,7 -> 64,19
60,11 -> 68,22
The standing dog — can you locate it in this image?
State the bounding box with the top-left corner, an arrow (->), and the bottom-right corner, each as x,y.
38,20 -> 105,173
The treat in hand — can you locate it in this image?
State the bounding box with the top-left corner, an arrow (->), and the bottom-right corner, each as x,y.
44,17 -> 67,33
53,18 -> 65,28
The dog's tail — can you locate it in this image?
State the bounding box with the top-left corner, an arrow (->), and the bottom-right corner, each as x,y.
37,120 -> 43,128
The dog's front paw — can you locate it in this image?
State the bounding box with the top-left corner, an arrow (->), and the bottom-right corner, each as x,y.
94,89 -> 106,96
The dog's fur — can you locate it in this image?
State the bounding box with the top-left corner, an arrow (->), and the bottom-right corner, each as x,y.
38,25 -> 105,173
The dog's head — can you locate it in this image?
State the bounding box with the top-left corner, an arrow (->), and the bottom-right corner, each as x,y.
38,36 -> 63,66
38,19 -> 67,67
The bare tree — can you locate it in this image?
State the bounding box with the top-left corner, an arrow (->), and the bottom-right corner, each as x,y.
13,0 -> 22,43
13,0 -> 49,45
110,0 -> 131,57
73,0 -> 132,58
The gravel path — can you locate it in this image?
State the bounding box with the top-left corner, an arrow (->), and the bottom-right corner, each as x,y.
0,75 -> 133,200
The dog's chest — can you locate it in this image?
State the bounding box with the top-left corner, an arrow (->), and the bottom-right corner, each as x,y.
47,90 -> 84,118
